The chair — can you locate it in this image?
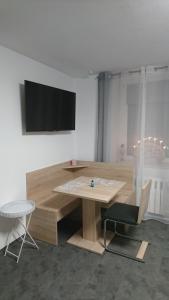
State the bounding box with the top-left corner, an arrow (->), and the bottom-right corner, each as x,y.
102,180 -> 152,262
0,200 -> 39,263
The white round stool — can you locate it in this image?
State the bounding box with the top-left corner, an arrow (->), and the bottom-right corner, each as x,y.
0,200 -> 39,263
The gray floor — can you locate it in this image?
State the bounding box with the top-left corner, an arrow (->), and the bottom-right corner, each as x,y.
0,216 -> 169,300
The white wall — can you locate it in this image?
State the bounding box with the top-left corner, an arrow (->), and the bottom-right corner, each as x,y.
0,46 -> 77,249
0,46 -> 97,249
75,77 -> 98,160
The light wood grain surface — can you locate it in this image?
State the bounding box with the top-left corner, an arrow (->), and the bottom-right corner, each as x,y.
137,180 -> 152,224
26,161 -> 81,245
67,230 -> 114,255
54,176 -> 126,203
136,241 -> 149,260
63,164 -> 89,170
54,175 -> 126,254
27,160 -> 133,248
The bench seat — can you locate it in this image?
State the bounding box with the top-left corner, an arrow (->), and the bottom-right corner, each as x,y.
38,194 -> 81,222
29,194 -> 81,245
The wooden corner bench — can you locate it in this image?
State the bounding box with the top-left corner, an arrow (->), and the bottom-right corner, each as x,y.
26,162 -> 81,245
26,160 -> 135,245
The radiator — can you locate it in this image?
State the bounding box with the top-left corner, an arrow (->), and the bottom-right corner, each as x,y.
144,177 -> 169,215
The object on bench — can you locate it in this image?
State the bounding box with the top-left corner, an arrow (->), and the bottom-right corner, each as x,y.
0,200 -> 38,263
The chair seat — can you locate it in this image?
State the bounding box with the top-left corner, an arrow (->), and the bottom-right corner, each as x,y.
102,202 -> 139,225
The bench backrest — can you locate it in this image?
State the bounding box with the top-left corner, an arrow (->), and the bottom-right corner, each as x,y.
26,160 -> 134,205
137,180 -> 152,224
75,161 -> 134,190
26,162 -> 75,205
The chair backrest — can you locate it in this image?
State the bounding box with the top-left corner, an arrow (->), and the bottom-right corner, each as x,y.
137,180 -> 152,224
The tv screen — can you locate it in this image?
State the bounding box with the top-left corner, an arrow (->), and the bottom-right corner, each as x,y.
25,80 -> 76,132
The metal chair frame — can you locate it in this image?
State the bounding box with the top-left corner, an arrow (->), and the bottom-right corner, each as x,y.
103,180 -> 152,263
104,218 -> 150,263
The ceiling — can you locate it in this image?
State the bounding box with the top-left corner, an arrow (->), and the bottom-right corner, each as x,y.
0,0 -> 169,77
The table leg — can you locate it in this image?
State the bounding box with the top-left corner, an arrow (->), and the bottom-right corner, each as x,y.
83,199 -> 101,242
67,199 -> 114,254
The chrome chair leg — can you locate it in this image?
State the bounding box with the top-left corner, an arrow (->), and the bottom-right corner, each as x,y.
104,219 -> 146,263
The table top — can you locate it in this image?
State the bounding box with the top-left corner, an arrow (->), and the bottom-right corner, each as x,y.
53,176 -> 126,203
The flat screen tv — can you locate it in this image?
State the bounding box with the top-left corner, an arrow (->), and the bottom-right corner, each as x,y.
25,80 -> 76,132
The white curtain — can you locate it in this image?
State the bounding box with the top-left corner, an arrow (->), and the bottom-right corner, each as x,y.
105,66 -> 169,221
143,67 -> 169,221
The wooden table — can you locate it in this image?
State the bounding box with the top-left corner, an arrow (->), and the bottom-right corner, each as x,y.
54,176 -> 126,254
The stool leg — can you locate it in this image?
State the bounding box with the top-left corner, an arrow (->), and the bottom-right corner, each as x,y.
4,213 -> 39,263
18,214 -> 39,250
16,213 -> 38,263
4,232 -> 10,257
16,224 -> 27,263
4,219 -> 17,257
24,229 -> 39,249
